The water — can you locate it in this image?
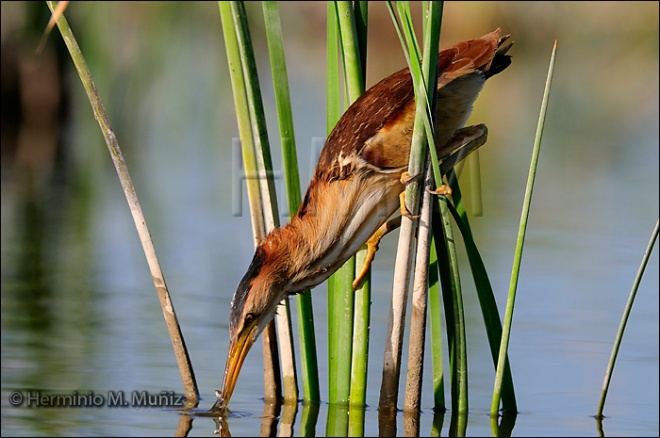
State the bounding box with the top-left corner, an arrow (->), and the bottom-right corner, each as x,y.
1,2 -> 658,436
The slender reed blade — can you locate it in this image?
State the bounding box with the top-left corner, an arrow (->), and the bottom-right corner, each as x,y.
325,1 -> 343,405
597,219 -> 659,418
262,0 -> 319,404
37,0 -> 69,54
491,40 -> 558,416
432,209 -> 456,400
329,256 -> 355,406
327,0 -> 367,406
353,1 -> 368,82
336,1 -> 364,101
262,1 -> 302,218
428,235 -> 446,411
350,253 -> 370,407
437,194 -> 468,415
228,2 -> 280,228
380,0 -> 443,412
219,2 -> 266,243
325,2 -> 341,135
221,0 -> 292,402
348,0 -> 371,408
46,0 -> 198,402
447,198 -> 517,412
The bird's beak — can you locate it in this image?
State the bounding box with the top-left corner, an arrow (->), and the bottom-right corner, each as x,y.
216,323 -> 257,410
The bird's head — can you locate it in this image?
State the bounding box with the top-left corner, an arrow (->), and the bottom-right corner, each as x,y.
217,243 -> 290,410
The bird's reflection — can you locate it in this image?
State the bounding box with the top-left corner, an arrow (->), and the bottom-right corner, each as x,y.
213,416 -> 231,437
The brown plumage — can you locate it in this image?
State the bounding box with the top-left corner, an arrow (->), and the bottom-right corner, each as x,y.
216,29 -> 513,411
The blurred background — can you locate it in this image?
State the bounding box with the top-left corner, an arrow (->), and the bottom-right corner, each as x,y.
1,2 -> 658,436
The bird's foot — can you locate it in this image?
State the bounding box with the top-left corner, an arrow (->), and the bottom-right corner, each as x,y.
353,242 -> 378,290
400,171 -> 420,186
352,217 -> 402,290
399,191 -> 420,219
428,185 -> 453,197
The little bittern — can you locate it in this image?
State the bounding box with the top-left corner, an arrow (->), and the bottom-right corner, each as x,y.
216,29 -> 512,410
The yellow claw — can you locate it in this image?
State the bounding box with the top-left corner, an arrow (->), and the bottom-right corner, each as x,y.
400,171 -> 418,185
428,185 -> 453,196
353,217 -> 402,290
398,172 -> 422,218
399,192 -> 415,218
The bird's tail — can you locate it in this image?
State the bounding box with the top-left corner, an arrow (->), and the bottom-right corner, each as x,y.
486,32 -> 514,79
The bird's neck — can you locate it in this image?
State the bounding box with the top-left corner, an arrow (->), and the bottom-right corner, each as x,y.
257,210 -> 341,294
257,175 -> 401,294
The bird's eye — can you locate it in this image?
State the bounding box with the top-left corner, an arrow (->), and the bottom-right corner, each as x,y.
244,313 -> 256,325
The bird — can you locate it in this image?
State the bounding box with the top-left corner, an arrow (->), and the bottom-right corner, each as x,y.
215,29 -> 513,411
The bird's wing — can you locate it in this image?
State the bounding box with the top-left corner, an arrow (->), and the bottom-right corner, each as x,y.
319,29 -> 511,177
358,29 -> 511,173
299,29 -> 511,218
